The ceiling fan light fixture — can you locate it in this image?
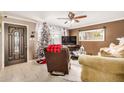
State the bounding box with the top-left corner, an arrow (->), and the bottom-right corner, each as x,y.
71,20 -> 75,23
67,21 -> 71,24
64,19 -> 75,24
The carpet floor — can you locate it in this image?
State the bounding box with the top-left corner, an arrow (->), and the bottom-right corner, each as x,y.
0,60 -> 81,82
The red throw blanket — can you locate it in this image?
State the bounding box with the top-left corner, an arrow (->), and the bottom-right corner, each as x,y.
36,58 -> 46,64
47,44 -> 62,53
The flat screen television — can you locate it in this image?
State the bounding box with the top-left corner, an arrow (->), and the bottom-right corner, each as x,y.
62,36 -> 77,45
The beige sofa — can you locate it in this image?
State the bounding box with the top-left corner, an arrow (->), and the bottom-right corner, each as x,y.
79,55 -> 124,82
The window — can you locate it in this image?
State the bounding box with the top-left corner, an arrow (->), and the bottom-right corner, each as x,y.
36,23 -> 68,45
79,28 -> 105,41
50,26 -> 67,44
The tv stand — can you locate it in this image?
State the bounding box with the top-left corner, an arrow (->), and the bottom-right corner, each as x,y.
66,45 -> 81,59
67,45 -> 80,50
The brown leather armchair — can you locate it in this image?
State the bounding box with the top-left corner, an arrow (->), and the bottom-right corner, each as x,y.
44,47 -> 71,75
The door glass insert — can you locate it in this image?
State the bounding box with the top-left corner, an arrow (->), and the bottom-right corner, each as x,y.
14,31 -> 20,53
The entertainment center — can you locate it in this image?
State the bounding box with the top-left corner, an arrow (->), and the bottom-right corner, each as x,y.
62,36 -> 85,59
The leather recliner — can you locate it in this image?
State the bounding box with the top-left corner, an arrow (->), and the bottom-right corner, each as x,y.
44,47 -> 71,75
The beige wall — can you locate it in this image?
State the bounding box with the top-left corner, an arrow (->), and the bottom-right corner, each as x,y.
1,17 -> 36,69
0,16 -> 2,68
69,20 -> 124,55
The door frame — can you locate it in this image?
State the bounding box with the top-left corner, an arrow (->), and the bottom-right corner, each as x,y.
2,21 -> 29,68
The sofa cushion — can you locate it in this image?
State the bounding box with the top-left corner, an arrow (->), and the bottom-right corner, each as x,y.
99,49 -> 114,57
79,55 -> 124,74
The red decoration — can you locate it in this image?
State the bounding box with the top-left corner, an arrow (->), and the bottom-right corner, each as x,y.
47,44 -> 62,53
36,58 -> 46,64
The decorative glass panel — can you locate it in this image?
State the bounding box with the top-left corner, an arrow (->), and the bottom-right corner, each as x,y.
14,32 -> 20,53
9,35 -> 12,56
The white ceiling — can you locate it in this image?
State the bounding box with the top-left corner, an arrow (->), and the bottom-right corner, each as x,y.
1,11 -> 124,29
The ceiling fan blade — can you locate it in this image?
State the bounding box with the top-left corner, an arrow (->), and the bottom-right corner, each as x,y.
75,20 -> 80,23
74,15 -> 87,19
57,18 -> 69,20
64,21 -> 68,24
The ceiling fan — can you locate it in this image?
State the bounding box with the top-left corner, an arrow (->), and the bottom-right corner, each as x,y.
57,12 -> 87,24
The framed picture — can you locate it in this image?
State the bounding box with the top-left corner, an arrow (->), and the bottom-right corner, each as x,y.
79,28 -> 105,41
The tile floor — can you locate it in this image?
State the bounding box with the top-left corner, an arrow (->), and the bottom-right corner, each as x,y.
0,60 -> 81,82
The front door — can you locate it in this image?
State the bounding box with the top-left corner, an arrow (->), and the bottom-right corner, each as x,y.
4,23 -> 27,66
